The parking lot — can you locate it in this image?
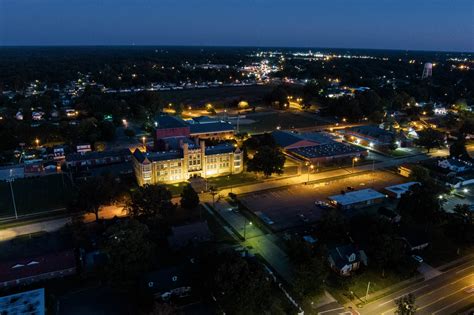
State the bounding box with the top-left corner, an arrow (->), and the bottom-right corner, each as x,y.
240,170 -> 406,231
442,185 -> 474,212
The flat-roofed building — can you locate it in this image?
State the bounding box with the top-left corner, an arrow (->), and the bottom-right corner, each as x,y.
0,289 -> 45,315
272,130 -> 367,165
328,188 -> 387,210
154,115 -> 191,140
384,182 -> 420,199
154,115 -> 235,143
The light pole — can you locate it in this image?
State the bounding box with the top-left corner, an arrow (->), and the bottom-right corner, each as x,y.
306,163 -> 314,184
352,157 -> 359,173
141,136 -> 146,151
35,138 -> 40,148
228,175 -> 233,194
243,219 -> 252,241
7,171 -> 18,219
365,281 -> 371,302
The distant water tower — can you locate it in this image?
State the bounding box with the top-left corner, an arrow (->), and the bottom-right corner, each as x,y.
422,62 -> 433,79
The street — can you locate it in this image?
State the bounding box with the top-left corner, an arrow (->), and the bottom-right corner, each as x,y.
352,259 -> 474,315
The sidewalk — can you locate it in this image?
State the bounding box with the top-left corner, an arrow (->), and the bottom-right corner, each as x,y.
343,252 -> 474,307
203,197 -> 294,284
210,153 -> 428,198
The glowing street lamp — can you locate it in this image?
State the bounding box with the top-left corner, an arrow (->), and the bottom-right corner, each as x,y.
243,220 -> 253,241
35,138 -> 40,147
352,157 -> 359,172
142,136 -> 146,151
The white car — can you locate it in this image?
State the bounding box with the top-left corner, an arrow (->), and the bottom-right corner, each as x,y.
315,201 -> 332,209
411,255 -> 423,263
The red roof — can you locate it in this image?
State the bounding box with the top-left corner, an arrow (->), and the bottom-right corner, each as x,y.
0,250 -> 76,283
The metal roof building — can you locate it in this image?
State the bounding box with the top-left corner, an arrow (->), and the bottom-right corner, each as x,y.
328,189 -> 387,209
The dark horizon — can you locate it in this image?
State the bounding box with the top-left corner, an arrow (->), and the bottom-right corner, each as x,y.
0,44 -> 472,54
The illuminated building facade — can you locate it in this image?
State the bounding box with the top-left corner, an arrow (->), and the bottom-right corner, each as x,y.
132,140 -> 242,186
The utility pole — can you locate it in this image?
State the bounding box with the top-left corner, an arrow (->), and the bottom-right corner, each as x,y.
7,172 -> 18,219
365,281 -> 371,302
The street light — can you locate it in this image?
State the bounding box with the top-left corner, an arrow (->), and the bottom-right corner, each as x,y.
35,138 -> 40,147
305,162 -> 314,184
141,136 -> 146,151
243,220 -> 252,241
7,170 -> 18,219
352,157 -> 359,173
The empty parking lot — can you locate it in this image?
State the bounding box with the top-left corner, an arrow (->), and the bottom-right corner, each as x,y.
240,170 -> 406,231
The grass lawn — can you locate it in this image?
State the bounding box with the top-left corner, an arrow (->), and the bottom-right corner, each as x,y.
165,173 -> 261,196
390,149 -> 414,157
164,182 -> 189,196
205,172 -> 261,188
0,174 -> 75,219
202,210 -> 236,243
328,268 -> 411,304
240,111 -> 322,134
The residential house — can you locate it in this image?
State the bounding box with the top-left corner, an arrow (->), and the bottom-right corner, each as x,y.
0,250 -> 76,288
327,244 -> 367,276
167,221 -> 212,249
143,266 -> 193,301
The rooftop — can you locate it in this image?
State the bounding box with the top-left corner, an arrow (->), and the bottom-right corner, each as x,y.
189,121 -> 234,134
155,115 -> 188,129
328,188 -> 387,206
288,142 -> 366,159
328,244 -> 360,269
0,288 -> 45,315
384,182 -> 420,194
346,125 -> 395,138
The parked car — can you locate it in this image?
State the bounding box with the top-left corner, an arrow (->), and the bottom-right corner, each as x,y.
411,255 -> 423,264
315,201 -> 332,209
298,214 -> 309,223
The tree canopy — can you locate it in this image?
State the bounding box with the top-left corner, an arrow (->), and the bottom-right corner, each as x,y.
126,184 -> 175,219
200,251 -> 284,315
103,219 -> 155,288
246,145 -> 285,177
415,128 -> 445,152
180,183 -> 200,209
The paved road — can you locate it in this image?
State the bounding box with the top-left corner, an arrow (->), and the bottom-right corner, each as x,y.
0,205 -> 125,242
213,153 -> 430,198
353,259 -> 474,315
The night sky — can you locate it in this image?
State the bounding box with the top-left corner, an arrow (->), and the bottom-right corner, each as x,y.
1,0 -> 473,51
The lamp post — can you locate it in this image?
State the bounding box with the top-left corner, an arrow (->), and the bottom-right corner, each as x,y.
35,138 -> 40,148
141,136 -> 146,151
243,219 -> 252,241
306,163 -> 314,184
365,281 -> 371,302
352,157 -> 359,173
7,171 -> 18,220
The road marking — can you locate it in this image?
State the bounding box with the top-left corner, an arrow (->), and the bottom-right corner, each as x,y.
432,294 -> 474,314
418,286 -> 471,311
455,264 -> 474,274
317,307 -> 344,314
415,273 -> 474,299
378,285 -> 429,307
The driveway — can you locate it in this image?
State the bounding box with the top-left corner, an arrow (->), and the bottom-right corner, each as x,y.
417,262 -> 442,280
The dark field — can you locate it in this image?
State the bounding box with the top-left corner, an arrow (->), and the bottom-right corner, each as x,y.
0,174 -> 75,219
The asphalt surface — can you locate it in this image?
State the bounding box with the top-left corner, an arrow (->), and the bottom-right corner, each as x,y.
349,259 -> 474,315
239,170 -> 404,231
